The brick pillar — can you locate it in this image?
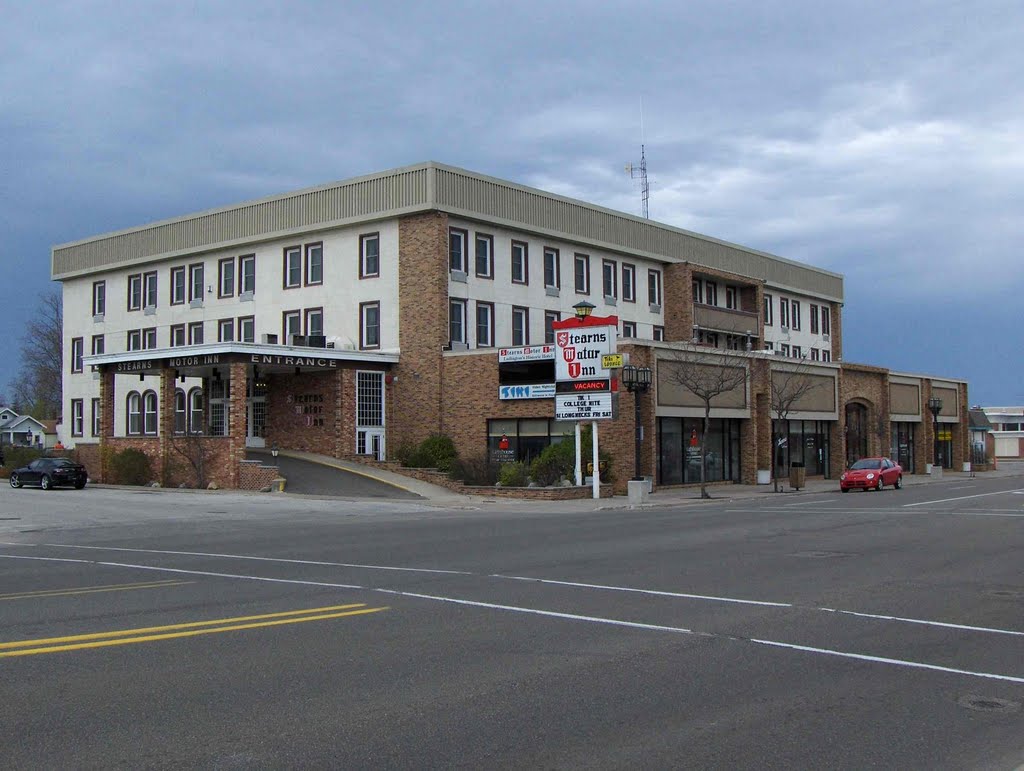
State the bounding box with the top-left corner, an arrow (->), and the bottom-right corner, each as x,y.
663,262 -> 694,343
227,361 -> 248,489
335,368 -> 353,459
749,356 -> 772,483
99,368 -> 115,482
828,302 -> 842,362
159,367 -> 176,486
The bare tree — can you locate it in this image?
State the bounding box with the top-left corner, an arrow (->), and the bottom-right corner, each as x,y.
168,432 -> 211,489
9,291 -> 63,419
769,359 -> 825,492
665,347 -> 748,499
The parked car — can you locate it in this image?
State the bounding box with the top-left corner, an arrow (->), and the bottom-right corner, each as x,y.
840,457 -> 902,492
9,457 -> 88,490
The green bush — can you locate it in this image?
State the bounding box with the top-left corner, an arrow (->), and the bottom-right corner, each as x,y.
399,434 -> 458,472
109,448 -> 152,486
0,446 -> 44,478
448,454 -> 500,486
530,440 -> 575,486
498,461 -> 529,487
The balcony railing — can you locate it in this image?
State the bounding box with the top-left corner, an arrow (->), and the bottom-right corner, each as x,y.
693,304 -> 760,335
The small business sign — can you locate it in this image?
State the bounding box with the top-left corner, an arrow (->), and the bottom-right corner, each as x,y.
555,379 -> 611,394
498,383 -> 555,400
555,392 -> 614,421
601,353 -> 624,369
498,345 -> 555,363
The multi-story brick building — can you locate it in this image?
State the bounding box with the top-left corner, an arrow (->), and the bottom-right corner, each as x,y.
53,162 -> 970,491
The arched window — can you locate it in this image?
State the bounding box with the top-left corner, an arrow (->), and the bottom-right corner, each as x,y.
174,389 -> 186,434
126,392 -> 141,436
188,387 -> 204,434
143,391 -> 158,435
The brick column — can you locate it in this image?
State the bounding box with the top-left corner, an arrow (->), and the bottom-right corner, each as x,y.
99,368 -> 115,482
663,262 -> 694,343
159,367 -> 176,486
227,361 -> 248,489
749,356 -> 772,483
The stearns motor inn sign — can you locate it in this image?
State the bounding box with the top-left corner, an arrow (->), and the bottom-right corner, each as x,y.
552,314 -> 618,421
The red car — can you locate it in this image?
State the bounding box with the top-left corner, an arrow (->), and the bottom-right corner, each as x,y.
840,457 -> 903,492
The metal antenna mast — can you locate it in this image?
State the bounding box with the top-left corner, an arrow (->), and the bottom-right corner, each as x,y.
625,101 -> 650,218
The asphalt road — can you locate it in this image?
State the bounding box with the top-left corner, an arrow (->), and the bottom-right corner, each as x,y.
1,477 -> 1023,769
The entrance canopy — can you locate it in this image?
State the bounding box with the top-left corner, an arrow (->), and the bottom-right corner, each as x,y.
85,342 -> 400,378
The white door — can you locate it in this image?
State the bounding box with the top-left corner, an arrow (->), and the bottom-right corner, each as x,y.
356,371 -> 385,459
246,397 -> 266,448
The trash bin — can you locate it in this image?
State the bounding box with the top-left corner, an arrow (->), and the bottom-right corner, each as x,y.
789,462 -> 806,490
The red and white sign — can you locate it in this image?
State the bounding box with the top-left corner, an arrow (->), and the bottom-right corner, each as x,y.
551,314 -> 618,420
498,344 -> 555,363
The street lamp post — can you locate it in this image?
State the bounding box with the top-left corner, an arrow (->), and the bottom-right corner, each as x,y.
621,364 -> 652,481
927,396 -> 942,469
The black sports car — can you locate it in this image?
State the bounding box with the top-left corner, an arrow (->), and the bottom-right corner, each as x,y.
9,457 -> 88,490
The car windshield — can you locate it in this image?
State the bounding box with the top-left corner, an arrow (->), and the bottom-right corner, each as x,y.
50,458 -> 75,467
850,459 -> 882,470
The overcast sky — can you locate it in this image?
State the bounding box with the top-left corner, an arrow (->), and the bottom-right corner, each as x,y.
2,0 -> 1021,406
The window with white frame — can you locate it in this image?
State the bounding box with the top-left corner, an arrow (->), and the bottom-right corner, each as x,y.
763,294 -> 773,326
476,302 -> 494,348
822,350 -> 831,362
304,244 -> 322,286
127,329 -> 142,351
171,266 -> 186,304
360,302 -> 380,349
239,254 -> 256,294
648,269 -> 662,307
449,228 -> 467,273
602,259 -> 617,299
71,337 -> 83,373
305,307 -> 323,337
821,306 -> 831,335
356,371 -> 384,428
238,316 -> 255,343
574,254 -> 590,294
705,281 -> 718,306
218,318 -> 234,342
284,246 -> 302,288
188,321 -> 203,345
91,334 -> 104,358
780,343 -> 790,357
622,264 -> 636,302
189,387 -> 205,433
71,399 -> 84,436
511,241 -> 529,284
779,298 -> 790,328
92,281 -> 106,316
449,299 -> 467,346
127,392 -> 142,435
170,324 -> 186,347
283,311 -> 301,343
189,263 -> 204,303
726,285 -> 738,310
143,271 -> 157,308
543,247 -> 559,289
475,234 -> 493,278
143,328 -> 157,350
360,233 -> 380,278
792,345 -> 802,359
622,320 -> 636,337
810,348 -> 820,361
91,398 -> 101,437
544,310 -> 560,344
143,391 -> 158,435
512,306 -> 529,346
219,257 -> 235,297
128,274 -> 142,311
208,379 -> 228,436
653,325 -> 665,342
791,300 -> 801,331
692,278 -> 703,304
810,304 -> 819,334
174,389 -> 186,433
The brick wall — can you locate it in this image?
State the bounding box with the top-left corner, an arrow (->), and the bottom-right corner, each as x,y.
839,364 -> 889,462
265,370 -> 341,455
392,211 -> 449,453
239,460 -> 281,490
162,436 -> 234,488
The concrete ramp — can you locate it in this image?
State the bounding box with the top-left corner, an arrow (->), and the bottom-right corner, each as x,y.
246,451 -> 423,499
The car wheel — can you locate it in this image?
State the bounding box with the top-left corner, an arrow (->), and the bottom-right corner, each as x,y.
894,475 -> 903,490
9,473 -> 21,489
841,487 -> 849,493
876,477 -> 884,491
74,480 -> 86,490
40,474 -> 52,490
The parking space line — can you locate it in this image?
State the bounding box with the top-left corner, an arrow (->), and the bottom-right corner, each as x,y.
0,603 -> 387,657
0,580 -> 192,601
903,488 -> 1024,507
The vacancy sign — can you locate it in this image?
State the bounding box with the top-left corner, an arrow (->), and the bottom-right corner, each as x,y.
552,313 -> 618,421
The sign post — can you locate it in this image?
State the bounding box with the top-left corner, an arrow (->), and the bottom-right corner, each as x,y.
552,312 -> 618,499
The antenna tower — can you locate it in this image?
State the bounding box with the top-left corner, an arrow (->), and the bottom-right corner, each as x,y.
625,103 -> 650,218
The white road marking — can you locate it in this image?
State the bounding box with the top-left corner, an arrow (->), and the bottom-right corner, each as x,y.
2,552 -> 1023,685
954,512 -> 1024,518
949,485 -> 975,490
903,488 -> 1024,507
785,499 -> 842,506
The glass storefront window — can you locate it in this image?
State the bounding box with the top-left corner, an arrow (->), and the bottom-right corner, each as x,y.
486,418 -> 575,465
658,417 -> 741,485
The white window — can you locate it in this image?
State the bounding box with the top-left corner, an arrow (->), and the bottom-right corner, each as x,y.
810,348 -> 820,361
543,247 -> 559,289
449,228 -> 467,273
91,398 -> 101,437
189,263 -> 204,303
692,278 -> 703,304
238,316 -> 255,343
622,264 -> 635,302
602,260 -> 617,299
284,247 -> 302,288
219,257 -> 235,297
283,311 -> 301,343
476,302 -> 494,348
218,319 -> 234,342
143,271 -> 157,308
239,254 -> 256,294
705,281 -> 718,306
92,281 -> 106,316
791,300 -> 801,331
304,244 -> 322,286
822,350 -> 831,362
143,328 -> 157,350
71,399 -> 84,436
764,294 -> 773,326
360,234 -> 380,278
71,338 -> 83,373
127,392 -> 142,435
810,304 -> 819,334
821,306 -> 831,335
128,274 -> 142,311
653,325 -> 665,342
174,389 -> 186,433
544,310 -> 560,344
188,322 -> 203,345
726,285 -> 738,310
475,234 -> 493,278
449,300 -> 467,345
574,254 -> 590,294
143,391 -> 158,435
511,241 -> 528,284
360,303 -> 380,349
622,320 -> 636,337
170,325 -> 185,347
189,387 -> 204,433
792,345 -> 802,359
648,270 -> 662,307
779,298 -> 790,328
127,330 -> 142,351
305,308 -> 323,337
171,267 -> 186,304
512,306 -> 529,346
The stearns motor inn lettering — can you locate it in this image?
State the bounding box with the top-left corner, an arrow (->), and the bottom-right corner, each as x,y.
555,329 -> 614,381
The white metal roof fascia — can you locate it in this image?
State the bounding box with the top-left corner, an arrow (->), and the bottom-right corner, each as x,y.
84,342 -> 400,367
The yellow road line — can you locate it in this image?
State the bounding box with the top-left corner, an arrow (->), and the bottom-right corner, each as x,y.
1,606 -> 389,657
0,580 -> 193,601
0,603 -> 371,650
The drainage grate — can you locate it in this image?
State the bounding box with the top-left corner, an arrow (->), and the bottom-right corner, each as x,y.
957,695 -> 1021,713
